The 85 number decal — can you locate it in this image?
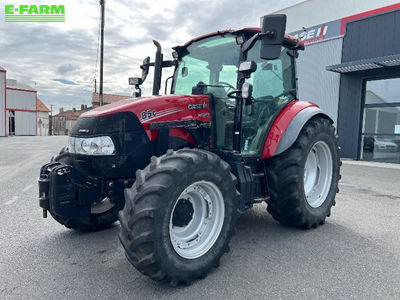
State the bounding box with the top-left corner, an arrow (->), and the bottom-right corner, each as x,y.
141,109 -> 157,120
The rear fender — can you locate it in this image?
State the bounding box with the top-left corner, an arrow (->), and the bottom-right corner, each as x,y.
261,100 -> 333,158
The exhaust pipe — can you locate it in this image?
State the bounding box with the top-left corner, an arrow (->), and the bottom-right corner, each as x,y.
152,40 -> 163,95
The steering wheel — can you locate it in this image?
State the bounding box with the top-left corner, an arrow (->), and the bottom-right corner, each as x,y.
216,81 -> 235,93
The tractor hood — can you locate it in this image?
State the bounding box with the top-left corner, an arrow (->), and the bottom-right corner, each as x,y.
81,94 -> 211,130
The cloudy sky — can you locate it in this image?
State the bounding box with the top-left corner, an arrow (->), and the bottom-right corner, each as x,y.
0,0 -> 303,112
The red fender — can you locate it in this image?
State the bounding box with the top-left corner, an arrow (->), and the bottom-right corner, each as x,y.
261,100 -> 318,158
169,127 -> 196,145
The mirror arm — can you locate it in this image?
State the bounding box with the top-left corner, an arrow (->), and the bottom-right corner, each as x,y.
134,85 -> 142,97
162,60 -> 175,68
242,33 -> 260,53
164,75 -> 173,94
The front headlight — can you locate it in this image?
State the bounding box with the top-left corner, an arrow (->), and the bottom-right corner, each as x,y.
68,136 -> 115,155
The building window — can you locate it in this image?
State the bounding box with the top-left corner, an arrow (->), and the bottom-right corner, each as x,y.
361,78 -> 400,163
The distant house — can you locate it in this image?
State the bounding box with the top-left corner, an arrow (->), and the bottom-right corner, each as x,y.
37,98 -> 50,136
91,92 -> 131,107
53,104 -> 89,135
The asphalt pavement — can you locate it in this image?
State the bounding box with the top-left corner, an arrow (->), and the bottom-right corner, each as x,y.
0,136 -> 399,299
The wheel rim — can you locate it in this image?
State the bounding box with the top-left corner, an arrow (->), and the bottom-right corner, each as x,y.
304,141 -> 333,208
91,197 -> 115,214
169,181 -> 225,259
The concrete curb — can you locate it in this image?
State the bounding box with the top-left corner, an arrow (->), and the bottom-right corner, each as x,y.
342,159 -> 400,170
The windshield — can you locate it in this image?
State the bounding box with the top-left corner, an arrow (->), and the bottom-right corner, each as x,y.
173,35 -> 240,95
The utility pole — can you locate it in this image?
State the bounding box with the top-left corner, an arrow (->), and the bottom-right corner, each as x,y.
49,104 -> 53,136
94,78 -> 97,93
99,0 -> 105,106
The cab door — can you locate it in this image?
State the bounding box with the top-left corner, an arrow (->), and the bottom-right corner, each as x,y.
241,42 -> 296,155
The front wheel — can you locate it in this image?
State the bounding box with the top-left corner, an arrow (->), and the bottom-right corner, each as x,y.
51,198 -> 123,231
266,117 -> 340,229
118,148 -> 238,285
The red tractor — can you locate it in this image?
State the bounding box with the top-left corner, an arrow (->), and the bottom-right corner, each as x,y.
39,15 -> 340,285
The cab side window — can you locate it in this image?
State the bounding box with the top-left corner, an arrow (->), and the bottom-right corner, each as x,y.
241,42 -> 296,155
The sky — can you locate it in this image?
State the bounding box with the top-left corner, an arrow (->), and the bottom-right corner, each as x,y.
0,0 -> 303,112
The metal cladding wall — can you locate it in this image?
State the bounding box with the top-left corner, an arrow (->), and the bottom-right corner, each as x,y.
296,38 -> 342,124
0,71 -> 5,136
272,0 -> 400,33
5,88 -> 37,136
338,9 -> 400,158
6,89 -> 36,110
15,111 -> 36,135
342,9 -> 400,62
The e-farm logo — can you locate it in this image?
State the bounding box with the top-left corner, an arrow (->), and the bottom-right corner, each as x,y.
4,4 -> 65,22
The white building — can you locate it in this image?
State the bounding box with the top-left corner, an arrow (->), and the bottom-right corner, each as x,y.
0,66 -> 37,136
37,98 -> 50,136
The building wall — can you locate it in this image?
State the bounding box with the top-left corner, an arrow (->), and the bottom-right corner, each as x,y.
14,111 -> 36,135
337,9 -> 400,159
296,37 -> 343,124
66,119 -> 76,135
37,111 -> 49,136
0,71 -> 5,136
342,9 -> 400,62
5,88 -> 37,136
272,0 -> 400,32
6,89 -> 36,110
53,116 -> 67,135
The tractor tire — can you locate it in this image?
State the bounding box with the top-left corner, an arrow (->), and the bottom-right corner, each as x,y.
265,117 -> 340,229
119,148 -> 238,285
50,199 -> 124,231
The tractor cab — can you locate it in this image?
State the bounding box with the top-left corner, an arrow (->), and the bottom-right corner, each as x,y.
130,14 -> 303,157
171,31 -> 298,155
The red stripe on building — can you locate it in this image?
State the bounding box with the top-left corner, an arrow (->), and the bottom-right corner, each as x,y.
340,2 -> 400,35
319,24 -> 325,36
36,95 -> 38,136
6,108 -> 38,113
4,70 -> 6,136
6,87 -> 37,93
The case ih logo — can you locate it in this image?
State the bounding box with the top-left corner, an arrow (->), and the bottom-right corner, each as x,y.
4,4 -> 65,22
188,102 -> 207,110
293,24 -> 328,44
289,18 -> 342,44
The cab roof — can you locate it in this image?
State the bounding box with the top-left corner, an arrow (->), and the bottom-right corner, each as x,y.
173,27 -> 304,51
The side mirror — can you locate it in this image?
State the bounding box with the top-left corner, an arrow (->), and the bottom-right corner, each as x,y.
140,56 -> 150,82
239,61 -> 257,78
260,14 -> 286,60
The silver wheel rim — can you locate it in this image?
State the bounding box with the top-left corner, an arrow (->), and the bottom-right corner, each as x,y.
91,197 -> 115,214
169,181 -> 225,259
304,141 -> 333,208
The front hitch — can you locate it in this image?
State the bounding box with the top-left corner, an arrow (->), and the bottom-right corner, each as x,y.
38,162 -> 96,219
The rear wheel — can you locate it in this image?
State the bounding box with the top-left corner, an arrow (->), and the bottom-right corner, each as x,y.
266,117 -> 340,228
118,148 -> 238,285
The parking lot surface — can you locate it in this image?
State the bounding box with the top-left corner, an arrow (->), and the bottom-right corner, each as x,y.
1,136 -> 399,299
